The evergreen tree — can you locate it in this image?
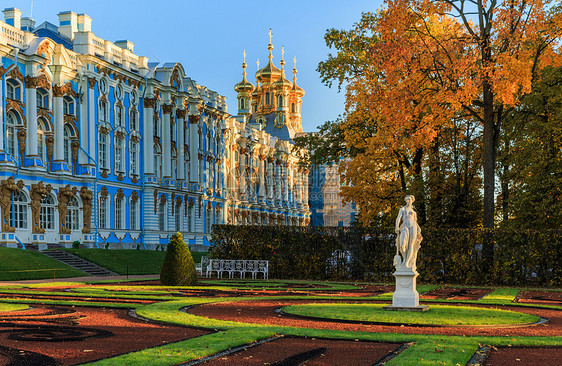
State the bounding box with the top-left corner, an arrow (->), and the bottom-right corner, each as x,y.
160,232 -> 197,286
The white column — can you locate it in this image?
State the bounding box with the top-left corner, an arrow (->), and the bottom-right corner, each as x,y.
79,78 -> 88,167
52,87 -> 68,172
88,79 -> 96,162
25,85 -> 38,160
162,104 -> 172,178
239,148 -> 246,200
188,115 -> 199,183
267,158 -> 274,203
275,161 -> 282,206
143,98 -> 155,176
258,154 -> 266,203
177,110 -> 185,180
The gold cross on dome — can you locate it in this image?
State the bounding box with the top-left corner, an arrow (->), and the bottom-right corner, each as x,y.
293,56 -> 297,68
243,50 -> 246,63
257,58 -> 260,69
268,28 -> 273,44
281,47 -> 285,61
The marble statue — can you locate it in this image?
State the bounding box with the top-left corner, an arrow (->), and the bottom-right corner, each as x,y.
394,195 -> 422,272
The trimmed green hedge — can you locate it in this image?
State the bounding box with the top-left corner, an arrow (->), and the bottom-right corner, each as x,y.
210,225 -> 562,286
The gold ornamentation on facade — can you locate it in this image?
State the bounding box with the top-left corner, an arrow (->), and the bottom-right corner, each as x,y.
144,97 -> 156,109
130,135 -> 140,143
80,187 -> 93,234
57,185 -> 77,234
115,131 -> 125,139
176,109 -> 186,119
116,172 -> 124,181
88,77 -> 97,89
100,170 -> 109,178
17,129 -> 26,159
131,175 -> 138,183
188,115 -> 200,124
7,67 -> 23,81
6,99 -> 26,126
131,191 -> 139,202
198,196 -> 202,217
171,193 -> 176,215
116,188 -> 125,200
160,194 -> 167,204
100,186 -> 109,197
162,104 -> 174,115
0,177 -> 24,232
153,136 -> 160,144
52,84 -> 65,97
171,141 -> 176,149
30,181 -> 52,234
46,135 -> 54,166
71,141 -> 79,174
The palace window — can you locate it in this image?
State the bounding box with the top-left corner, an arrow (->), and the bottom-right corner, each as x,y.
11,192 -> 28,229
239,97 -> 245,110
115,105 -> 124,127
5,112 -> 18,157
115,137 -> 125,173
187,203 -> 193,232
40,194 -> 55,230
175,202 -> 182,232
291,102 -> 296,114
6,80 -> 20,100
37,119 -> 47,166
130,198 -> 139,230
277,95 -> 283,107
265,92 -> 270,105
99,100 -> 108,123
99,195 -> 109,229
98,132 -> 109,170
171,122 -> 176,142
171,147 -> 177,180
63,125 -> 73,168
129,110 -> 138,131
158,201 -> 166,231
115,196 -> 125,230
37,89 -> 48,108
129,141 -> 139,176
153,116 -> 160,137
206,206 -> 212,233
63,96 -> 74,115
153,144 -> 162,179
65,197 -> 80,231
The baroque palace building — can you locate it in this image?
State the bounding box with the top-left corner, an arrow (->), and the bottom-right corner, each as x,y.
0,8 -> 310,251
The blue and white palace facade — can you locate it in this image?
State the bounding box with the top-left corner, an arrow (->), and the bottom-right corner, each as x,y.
0,8 -> 310,251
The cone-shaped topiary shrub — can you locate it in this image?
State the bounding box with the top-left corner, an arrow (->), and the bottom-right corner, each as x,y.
160,232 -> 197,286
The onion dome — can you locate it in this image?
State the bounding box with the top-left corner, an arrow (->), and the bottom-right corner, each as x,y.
291,57 -> 304,97
255,30 -> 282,84
273,47 -> 293,90
234,51 -> 255,93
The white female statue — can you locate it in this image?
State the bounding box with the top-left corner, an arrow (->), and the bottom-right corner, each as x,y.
394,195 -> 422,272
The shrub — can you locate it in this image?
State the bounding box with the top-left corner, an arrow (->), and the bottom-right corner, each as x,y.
160,232 -> 197,286
72,241 -> 80,249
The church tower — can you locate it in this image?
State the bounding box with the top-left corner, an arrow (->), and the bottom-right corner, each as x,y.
234,50 -> 254,117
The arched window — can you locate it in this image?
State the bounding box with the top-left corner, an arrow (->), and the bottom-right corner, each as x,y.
215,206 -> 221,225
153,144 -> 162,179
98,132 -> 109,170
5,112 -> 18,157
115,137 -> 125,173
265,92 -> 270,105
153,116 -> 160,137
40,194 -> 55,230
37,89 -> 48,108
129,141 -> 139,176
130,197 -> 139,230
99,100 -> 108,122
99,195 -> 108,229
37,119 -> 47,165
291,103 -> 296,114
11,191 -> 28,229
171,122 -> 176,142
63,125 -> 73,167
175,201 -> 181,232
129,110 -> 137,131
63,96 -> 74,115
158,200 -> 166,231
277,94 -> 283,107
65,197 -> 80,231
115,196 -> 125,230
239,97 -> 245,110
6,80 -> 20,100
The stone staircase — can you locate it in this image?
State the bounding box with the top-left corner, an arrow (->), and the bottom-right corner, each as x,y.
42,250 -> 117,276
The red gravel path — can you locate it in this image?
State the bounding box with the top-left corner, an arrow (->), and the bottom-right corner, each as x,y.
0,306 -> 209,365
188,299 -> 561,337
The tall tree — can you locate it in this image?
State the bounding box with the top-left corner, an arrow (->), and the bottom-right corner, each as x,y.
314,0 -> 561,263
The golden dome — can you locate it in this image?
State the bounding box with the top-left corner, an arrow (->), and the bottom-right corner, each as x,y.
234,52 -> 255,93
273,50 -> 293,90
292,62 -> 304,97
255,43 -> 282,84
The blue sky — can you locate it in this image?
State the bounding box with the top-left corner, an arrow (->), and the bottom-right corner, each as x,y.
6,0 -> 383,132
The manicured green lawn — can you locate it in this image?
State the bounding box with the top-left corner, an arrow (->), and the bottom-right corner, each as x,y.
0,303 -> 28,312
64,248 -> 206,275
0,248 -> 87,281
281,303 -> 541,326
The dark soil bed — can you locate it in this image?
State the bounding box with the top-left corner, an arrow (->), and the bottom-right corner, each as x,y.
421,287 -> 491,301
202,336 -> 402,365
0,305 -> 209,365
485,346 -> 562,366
517,290 -> 562,306
188,299 -> 562,337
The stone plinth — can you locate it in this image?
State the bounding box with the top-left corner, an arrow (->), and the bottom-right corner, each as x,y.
383,269 -> 429,312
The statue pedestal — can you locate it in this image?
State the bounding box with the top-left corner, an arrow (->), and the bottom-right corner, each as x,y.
383,269 -> 429,312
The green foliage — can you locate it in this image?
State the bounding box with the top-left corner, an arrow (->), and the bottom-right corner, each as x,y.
72,241 -> 80,249
211,225 -> 562,286
160,232 -> 197,286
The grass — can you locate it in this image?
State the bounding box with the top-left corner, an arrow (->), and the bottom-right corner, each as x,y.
0,247 -> 87,281
281,303 -> 540,326
0,303 -> 28,312
63,248 -> 206,275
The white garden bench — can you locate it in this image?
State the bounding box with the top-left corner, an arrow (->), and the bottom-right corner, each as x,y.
195,256 -> 210,276
206,259 -> 269,279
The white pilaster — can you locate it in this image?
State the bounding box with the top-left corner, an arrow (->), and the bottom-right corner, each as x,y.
162,105 -> 172,178
25,86 -> 39,159
188,116 -> 199,183
143,99 -> 155,176
177,110 -> 185,180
